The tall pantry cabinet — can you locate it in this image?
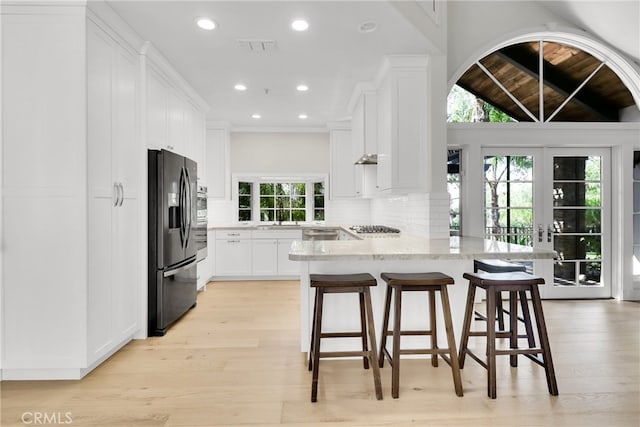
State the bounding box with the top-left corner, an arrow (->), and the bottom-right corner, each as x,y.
86,18 -> 141,364
0,3 -> 143,379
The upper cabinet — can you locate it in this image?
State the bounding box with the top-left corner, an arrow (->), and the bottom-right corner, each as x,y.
351,88 -> 378,164
329,127 -> 356,199
206,124 -> 231,199
376,57 -> 428,193
143,44 -> 208,170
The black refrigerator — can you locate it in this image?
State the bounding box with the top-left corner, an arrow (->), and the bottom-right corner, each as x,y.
148,149 -> 198,336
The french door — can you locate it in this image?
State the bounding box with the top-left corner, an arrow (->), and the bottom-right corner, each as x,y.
482,147 -> 611,299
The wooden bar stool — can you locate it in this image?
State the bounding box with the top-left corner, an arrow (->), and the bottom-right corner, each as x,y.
378,272 -> 463,398
474,259 -> 527,332
308,273 -> 383,402
458,271 -> 558,399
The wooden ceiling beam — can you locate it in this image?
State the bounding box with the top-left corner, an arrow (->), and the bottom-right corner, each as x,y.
496,45 -> 619,121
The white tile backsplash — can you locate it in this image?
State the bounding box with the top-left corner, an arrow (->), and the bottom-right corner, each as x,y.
371,192 -> 450,238
207,192 -> 449,238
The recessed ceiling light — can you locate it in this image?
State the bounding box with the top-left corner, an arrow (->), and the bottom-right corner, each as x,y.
251,113 -> 261,119
291,19 -> 309,31
195,17 -> 216,30
358,20 -> 377,33
296,84 -> 309,92
298,114 -> 308,119
234,84 -> 247,91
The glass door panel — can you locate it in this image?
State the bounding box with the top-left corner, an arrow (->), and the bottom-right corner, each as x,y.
482,149 -> 546,279
544,149 -> 610,298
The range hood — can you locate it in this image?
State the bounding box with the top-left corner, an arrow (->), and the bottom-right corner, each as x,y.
355,153 -> 378,165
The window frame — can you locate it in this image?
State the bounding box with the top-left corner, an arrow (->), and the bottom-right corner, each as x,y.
232,173 -> 328,224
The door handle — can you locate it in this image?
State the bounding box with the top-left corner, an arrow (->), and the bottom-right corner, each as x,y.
537,224 -> 544,243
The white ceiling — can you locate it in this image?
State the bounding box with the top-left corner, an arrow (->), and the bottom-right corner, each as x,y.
107,0 -> 431,129
106,1 -> 639,129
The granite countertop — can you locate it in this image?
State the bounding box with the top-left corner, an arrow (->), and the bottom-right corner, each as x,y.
288,235 -> 557,261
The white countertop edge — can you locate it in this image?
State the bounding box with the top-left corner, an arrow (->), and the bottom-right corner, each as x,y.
288,235 -> 557,261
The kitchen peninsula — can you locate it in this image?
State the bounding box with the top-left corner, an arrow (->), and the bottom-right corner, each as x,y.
289,235 -> 557,353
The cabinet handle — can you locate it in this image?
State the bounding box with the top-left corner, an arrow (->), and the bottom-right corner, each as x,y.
118,183 -> 124,207
228,233 -> 240,236
227,240 -> 240,243
547,224 -> 553,243
537,224 -> 543,243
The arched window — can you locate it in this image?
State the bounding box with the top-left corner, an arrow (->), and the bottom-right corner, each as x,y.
447,40 -> 636,123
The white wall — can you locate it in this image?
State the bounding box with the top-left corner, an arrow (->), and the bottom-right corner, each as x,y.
447,0 -> 570,80
621,105 -> 640,122
231,132 -> 329,174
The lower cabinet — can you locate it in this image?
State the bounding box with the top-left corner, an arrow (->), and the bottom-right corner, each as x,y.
252,239 -> 278,275
215,238 -> 252,276
213,229 -> 301,278
277,239 -> 300,276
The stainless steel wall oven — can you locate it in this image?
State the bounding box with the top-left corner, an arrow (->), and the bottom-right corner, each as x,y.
195,185 -> 207,261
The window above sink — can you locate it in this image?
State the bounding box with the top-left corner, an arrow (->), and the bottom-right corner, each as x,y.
234,174 -> 327,225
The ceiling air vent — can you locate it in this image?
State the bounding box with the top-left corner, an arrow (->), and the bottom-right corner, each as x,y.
237,39 -> 277,52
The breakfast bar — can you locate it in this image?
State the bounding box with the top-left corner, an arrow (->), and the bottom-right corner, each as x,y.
289,235 -> 557,353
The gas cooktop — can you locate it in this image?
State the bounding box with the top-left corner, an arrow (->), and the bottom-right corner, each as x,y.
349,225 -> 401,234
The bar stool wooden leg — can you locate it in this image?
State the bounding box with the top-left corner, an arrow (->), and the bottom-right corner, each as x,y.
529,284 -> 559,396
363,287 -> 383,400
509,290 -> 518,367
486,289 -> 497,399
519,290 -> 536,348
311,288 -> 324,402
429,289 -> 438,367
496,292 -> 506,331
391,286 -> 402,399
440,285 -> 464,396
458,283 -> 477,368
308,288 -> 317,371
358,292 -> 370,370
379,285 -> 392,368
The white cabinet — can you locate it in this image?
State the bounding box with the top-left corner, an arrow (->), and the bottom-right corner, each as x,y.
376,59 -> 428,193
146,68 -> 169,150
215,230 -> 252,276
166,88 -> 184,155
252,239 -> 279,275
213,229 -> 301,278
87,19 -> 140,365
351,90 -> 378,163
277,239 -> 300,275
329,128 -> 356,199
194,111 -> 206,181
145,61 -> 206,164
206,126 -> 231,198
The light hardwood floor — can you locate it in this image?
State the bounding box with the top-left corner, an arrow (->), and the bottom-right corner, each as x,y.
2,280 -> 639,426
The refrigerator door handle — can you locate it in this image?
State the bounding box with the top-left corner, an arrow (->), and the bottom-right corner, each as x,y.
184,167 -> 192,247
163,258 -> 197,278
179,167 -> 186,248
